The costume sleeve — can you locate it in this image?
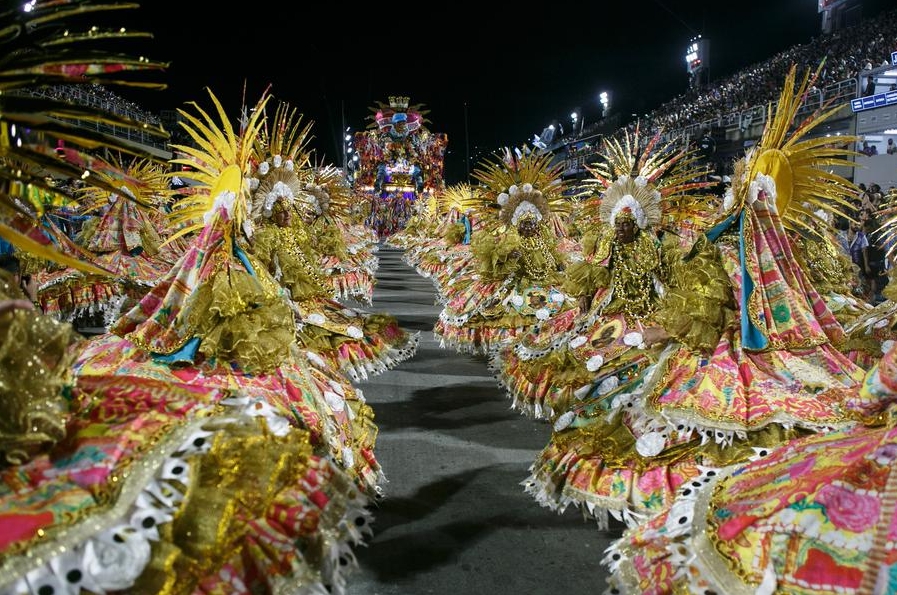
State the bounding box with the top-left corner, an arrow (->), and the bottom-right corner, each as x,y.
312,218 -> 349,261
251,226 -> 276,269
562,228 -> 612,297
654,235 -> 735,352
471,227 -> 522,280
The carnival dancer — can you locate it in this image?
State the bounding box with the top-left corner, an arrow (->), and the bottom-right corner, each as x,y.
35,158 -> 176,325
304,166 -> 379,304
384,191 -> 434,250
409,184 -> 479,297
433,149 -> 575,355
247,106 -> 418,383
0,6 -> 375,593
525,66 -> 868,527
1,260 -> 373,594
76,90 -> 381,489
495,131 -> 713,419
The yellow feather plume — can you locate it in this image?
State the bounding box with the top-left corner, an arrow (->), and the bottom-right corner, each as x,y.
166,89 -> 271,243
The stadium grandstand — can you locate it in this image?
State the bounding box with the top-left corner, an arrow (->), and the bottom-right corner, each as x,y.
549,5 -> 897,183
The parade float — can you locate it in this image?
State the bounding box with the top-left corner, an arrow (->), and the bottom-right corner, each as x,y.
353,96 -> 448,237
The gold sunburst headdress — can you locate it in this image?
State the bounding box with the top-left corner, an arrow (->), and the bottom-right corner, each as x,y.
438,183 -> 478,217
77,156 -> 175,213
166,88 -> 270,245
586,127 -> 713,233
721,63 -> 859,235
75,155 -> 173,256
471,148 -> 570,231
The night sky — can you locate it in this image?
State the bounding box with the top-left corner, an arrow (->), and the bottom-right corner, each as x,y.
113,0 -> 893,183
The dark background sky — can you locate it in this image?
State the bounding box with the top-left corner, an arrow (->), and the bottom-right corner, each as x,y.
114,0 -> 893,183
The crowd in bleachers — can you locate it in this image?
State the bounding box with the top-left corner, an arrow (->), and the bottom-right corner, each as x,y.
27,83 -> 163,127
836,182 -> 897,304
640,7 -> 897,135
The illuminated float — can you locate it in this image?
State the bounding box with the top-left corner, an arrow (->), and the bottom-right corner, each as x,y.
353,96 -> 447,237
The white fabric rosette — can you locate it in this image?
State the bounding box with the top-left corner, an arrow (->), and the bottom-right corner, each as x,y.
569,335 -> 587,349
586,354 -> 604,372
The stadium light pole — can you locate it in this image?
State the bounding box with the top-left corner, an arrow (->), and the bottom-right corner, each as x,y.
343,130 -> 352,177
599,91 -> 610,118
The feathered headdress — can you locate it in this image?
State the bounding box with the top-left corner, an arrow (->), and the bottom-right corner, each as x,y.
165,88 -> 270,244
252,101 -> 314,171
77,156 -> 175,213
598,174 -> 662,229
723,63 -> 859,234
250,159 -> 302,220
586,128 -> 713,232
248,101 -> 313,222
471,148 -> 570,231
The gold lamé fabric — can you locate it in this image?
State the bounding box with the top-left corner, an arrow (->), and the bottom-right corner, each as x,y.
185,262 -> 296,375
442,221 -> 466,245
554,409 -> 807,474
310,217 -> 349,263
252,224 -> 331,301
0,271 -> 82,465
655,236 -> 736,352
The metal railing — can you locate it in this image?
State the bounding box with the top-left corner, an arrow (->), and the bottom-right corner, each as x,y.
12,85 -> 169,152
667,77 -> 859,142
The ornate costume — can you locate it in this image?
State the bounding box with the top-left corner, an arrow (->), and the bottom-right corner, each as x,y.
433,150 -> 576,355
61,91 -> 379,593
247,105 -> 418,383
35,159 -> 176,326
526,67 -> 867,527
605,341 -> 897,595
495,131 -> 713,419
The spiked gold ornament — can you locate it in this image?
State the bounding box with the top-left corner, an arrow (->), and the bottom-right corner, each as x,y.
166,88 -> 271,244
77,155 -> 174,213
726,63 -> 860,237
437,183 -> 478,217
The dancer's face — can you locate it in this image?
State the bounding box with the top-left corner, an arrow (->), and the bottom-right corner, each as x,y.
615,218 -> 637,244
518,217 -> 539,238
273,205 -> 292,228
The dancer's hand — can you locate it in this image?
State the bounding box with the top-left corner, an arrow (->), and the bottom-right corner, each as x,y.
0,299 -> 34,315
642,326 -> 670,347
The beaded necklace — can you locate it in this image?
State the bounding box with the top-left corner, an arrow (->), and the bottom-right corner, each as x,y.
609,232 -> 660,322
519,227 -> 557,284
